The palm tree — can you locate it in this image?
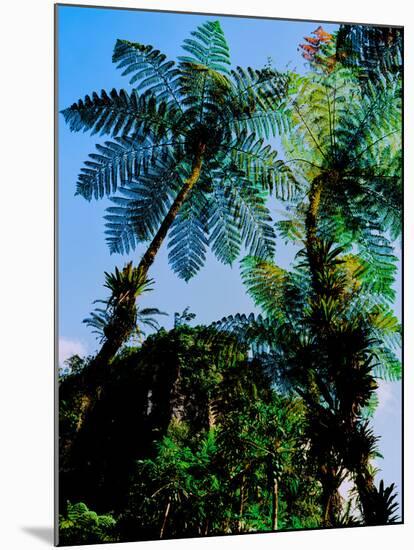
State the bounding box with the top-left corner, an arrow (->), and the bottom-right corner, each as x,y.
62,20 -> 295,365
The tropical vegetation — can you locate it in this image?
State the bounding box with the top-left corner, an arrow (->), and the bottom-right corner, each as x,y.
59,18 -> 402,545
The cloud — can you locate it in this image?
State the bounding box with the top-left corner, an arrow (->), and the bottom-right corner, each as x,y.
59,337 -> 88,366
338,474 -> 354,500
376,380 -> 398,413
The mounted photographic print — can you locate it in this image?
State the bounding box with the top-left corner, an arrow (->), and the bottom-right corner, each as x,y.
56,3 -> 403,545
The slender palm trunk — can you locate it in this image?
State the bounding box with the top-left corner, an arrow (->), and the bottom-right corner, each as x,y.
160,496 -> 172,539
271,477 -> 279,531
237,474 -> 246,532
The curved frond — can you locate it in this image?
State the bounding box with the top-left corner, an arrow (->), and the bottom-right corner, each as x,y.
229,66 -> 290,139
219,166 -> 276,260
61,89 -> 184,140
168,185 -> 210,281
179,20 -> 230,73
75,136 -> 183,200
211,312 -> 276,352
336,25 -> 403,82
104,153 -> 183,254
208,178 -> 241,266
113,39 -> 181,108
228,131 -> 298,199
240,256 -> 287,317
178,21 -> 231,121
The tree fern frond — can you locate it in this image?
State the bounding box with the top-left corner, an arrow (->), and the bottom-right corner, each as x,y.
211,312 -> 276,352
336,25 -> 402,82
276,217 -> 305,244
112,39 -> 182,108
229,66 -> 290,138
235,185 -> 276,259
76,136 -> 183,200
105,154 -> 183,254
61,89 -> 184,140
180,20 -> 231,73
240,256 -> 287,318
178,21 -> 231,122
208,179 -> 241,265
371,348 -> 401,382
168,185 -> 210,281
228,131 -> 298,199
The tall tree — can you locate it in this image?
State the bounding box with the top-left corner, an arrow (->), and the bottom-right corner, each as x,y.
62,20 -> 295,365
283,66 -> 401,295
215,59 -> 402,525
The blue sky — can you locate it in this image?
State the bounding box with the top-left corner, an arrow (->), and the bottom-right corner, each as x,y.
57,5 -> 402,507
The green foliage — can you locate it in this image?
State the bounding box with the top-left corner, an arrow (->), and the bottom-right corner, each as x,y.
174,306 -> 196,327
216,237 -> 401,526
336,25 -> 403,83
60,326 -> 323,540
62,20 -> 294,279
59,502 -> 118,545
357,480 -> 400,525
121,425 -> 224,538
83,262 -> 166,344
119,359 -> 321,537
281,67 -> 401,302
59,21 -> 402,542
59,354 -> 87,380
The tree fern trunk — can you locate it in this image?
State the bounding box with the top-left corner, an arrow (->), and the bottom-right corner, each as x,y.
90,148 -> 205,369
305,175 -> 323,287
68,149 -> 204,450
305,176 -> 343,528
137,147 -> 204,277
354,469 -> 377,525
321,487 -> 338,527
89,330 -> 131,371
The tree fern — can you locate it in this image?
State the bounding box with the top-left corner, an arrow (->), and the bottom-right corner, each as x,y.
280,67 -> 401,300
62,89 -> 185,142
62,20 -> 293,276
62,19 -> 294,365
